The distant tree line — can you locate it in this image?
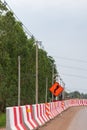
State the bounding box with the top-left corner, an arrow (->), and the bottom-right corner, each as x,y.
65,91 -> 87,99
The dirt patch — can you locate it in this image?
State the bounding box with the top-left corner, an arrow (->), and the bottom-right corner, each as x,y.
37,106 -> 84,130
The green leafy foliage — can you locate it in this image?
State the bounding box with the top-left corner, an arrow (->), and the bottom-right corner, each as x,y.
65,91 -> 87,99
0,1 -> 57,112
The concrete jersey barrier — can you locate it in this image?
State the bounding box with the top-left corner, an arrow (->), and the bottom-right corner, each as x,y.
6,99 -> 87,130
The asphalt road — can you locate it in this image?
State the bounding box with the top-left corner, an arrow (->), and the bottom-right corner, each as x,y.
67,107 -> 87,130
38,106 -> 87,130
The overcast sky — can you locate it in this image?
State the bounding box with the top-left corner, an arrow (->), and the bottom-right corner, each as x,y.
4,0 -> 87,93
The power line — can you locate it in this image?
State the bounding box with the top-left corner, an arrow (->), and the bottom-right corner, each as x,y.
2,0 -> 36,39
58,64 -> 87,72
3,0 -> 46,51
53,56 -> 87,64
61,73 -> 87,79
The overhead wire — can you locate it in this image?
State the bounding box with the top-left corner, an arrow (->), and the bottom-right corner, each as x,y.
53,56 -> 87,63
54,56 -> 87,79
60,73 -> 87,79
2,0 -> 36,39
57,64 -> 87,72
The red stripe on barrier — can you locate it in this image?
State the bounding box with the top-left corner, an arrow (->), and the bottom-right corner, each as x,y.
13,107 -> 20,130
19,107 -> 26,130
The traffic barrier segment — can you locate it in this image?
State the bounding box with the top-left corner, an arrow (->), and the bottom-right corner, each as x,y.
45,103 -> 54,119
32,104 -> 45,126
6,106 -> 26,130
6,99 -> 87,130
21,105 -> 38,130
40,104 -> 49,122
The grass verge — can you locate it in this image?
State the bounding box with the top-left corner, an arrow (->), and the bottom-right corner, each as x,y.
0,113 -> 6,128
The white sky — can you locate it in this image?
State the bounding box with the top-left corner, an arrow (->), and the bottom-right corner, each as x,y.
4,0 -> 87,93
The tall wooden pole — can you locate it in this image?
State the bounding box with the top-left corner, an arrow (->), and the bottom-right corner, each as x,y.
18,56 -> 20,106
45,77 -> 48,103
36,42 -> 38,104
52,64 -> 54,101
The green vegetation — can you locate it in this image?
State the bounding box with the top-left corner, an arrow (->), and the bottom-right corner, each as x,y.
65,91 -> 87,99
0,1 -> 57,112
0,113 -> 6,128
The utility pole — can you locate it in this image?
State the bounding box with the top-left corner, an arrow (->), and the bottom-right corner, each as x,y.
18,56 -> 21,106
55,74 -> 59,100
52,64 -> 54,101
35,41 -> 42,104
45,77 -> 48,103
36,41 -> 38,104
62,81 -> 65,100
60,78 -> 63,100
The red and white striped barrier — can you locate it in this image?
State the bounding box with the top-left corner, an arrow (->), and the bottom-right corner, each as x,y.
53,102 -> 58,116
45,103 -> 54,119
50,102 -> 58,118
21,105 -> 38,130
64,100 -> 69,109
42,103 -> 50,121
54,101 -> 59,114
79,99 -> 84,106
32,104 -> 45,126
39,104 -> 46,123
84,99 -> 87,105
57,101 -> 64,113
6,99 -> 87,130
49,103 -> 55,118
6,106 -> 26,130
45,103 -> 50,118
40,104 -> 49,122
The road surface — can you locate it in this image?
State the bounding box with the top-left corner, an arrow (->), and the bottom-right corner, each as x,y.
38,106 -> 87,130
67,107 -> 87,130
